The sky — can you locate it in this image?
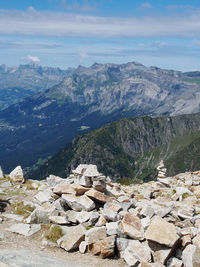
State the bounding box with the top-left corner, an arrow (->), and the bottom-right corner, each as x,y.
1,0 -> 200,71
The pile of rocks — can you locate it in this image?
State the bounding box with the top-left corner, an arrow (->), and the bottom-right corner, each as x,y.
157,160 -> 167,179
2,164 -> 200,266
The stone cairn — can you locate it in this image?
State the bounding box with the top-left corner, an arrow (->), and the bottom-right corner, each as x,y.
0,166 -> 3,179
157,160 -> 167,179
2,164 -> 200,266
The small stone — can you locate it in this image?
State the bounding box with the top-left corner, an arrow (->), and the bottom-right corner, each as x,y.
60,224 -> 86,251
79,241 -> 88,254
96,215 -> 107,226
79,176 -> 92,187
53,184 -> 75,195
49,216 -> 70,225
104,201 -> 122,212
106,222 -> 119,236
120,213 -> 144,240
93,180 -> 106,192
181,234 -> 191,248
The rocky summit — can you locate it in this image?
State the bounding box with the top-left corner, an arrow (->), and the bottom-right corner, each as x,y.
1,164 -> 200,266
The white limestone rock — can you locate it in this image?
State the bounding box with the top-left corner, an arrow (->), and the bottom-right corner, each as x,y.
9,166 -> 24,183
62,194 -> 95,212
6,223 -> 41,236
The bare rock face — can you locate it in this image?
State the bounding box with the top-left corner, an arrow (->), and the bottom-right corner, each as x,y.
145,216 -> 179,247
9,166 -> 24,183
60,224 -> 86,251
120,213 -> 144,240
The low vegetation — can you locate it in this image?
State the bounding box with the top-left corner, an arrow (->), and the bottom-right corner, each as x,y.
45,225 -> 64,243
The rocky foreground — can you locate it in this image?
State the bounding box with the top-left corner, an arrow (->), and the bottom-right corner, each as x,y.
1,164 -> 200,266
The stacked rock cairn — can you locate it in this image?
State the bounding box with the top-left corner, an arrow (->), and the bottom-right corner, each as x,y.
157,160 -> 167,179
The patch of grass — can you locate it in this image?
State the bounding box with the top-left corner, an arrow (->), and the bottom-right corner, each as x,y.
86,225 -> 94,230
172,189 -> 176,194
45,225 -> 64,243
182,193 -> 190,200
11,201 -> 34,218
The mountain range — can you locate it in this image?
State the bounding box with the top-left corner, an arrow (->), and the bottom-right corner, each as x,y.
1,61 -> 200,175
0,64 -> 73,110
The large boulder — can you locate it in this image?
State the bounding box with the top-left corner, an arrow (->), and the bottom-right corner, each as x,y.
6,223 -> 41,236
59,224 -> 86,252
85,189 -> 115,204
62,194 -> 95,211
9,166 -> 24,183
145,216 -> 179,247
120,213 -> 144,240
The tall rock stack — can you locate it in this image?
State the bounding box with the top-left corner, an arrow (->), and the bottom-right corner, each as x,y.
157,160 -> 167,179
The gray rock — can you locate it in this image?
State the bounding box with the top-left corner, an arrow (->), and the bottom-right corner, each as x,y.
120,213 -> 144,240
79,176 -> 92,187
60,224 -> 86,252
6,223 -> 41,236
2,213 -> 24,222
101,208 -> 120,222
34,190 -> 53,204
123,240 -> 151,266
62,194 -> 95,211
106,222 -> 119,236
0,249 -> 84,267
49,216 -> 70,225
145,216 -> 179,247
26,209 -> 50,224
1,181 -> 12,188
166,257 -> 183,267
182,244 -> 200,267
85,226 -> 107,245
0,232 -> 5,241
79,241 -> 88,254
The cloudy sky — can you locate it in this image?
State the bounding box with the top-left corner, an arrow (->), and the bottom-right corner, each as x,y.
1,0 -> 200,71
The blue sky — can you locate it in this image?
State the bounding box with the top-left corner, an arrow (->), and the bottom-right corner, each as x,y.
1,0 -> 200,71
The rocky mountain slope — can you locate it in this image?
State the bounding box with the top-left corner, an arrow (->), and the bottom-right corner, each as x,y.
1,61 -> 200,173
0,64 -> 72,110
31,113 -> 200,181
1,164 -> 200,266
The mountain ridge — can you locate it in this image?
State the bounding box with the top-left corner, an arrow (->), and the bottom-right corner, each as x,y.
30,112 -> 200,181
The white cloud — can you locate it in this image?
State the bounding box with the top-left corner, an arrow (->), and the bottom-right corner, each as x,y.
0,8 -> 200,38
139,2 -> 152,9
60,0 -> 96,12
26,55 -> 40,64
